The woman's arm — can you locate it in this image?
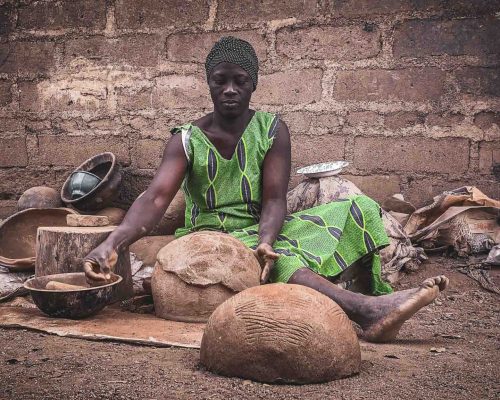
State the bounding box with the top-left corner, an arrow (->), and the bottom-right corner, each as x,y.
84,134 -> 187,281
255,120 -> 291,282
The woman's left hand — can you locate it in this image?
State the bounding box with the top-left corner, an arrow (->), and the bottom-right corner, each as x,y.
253,243 -> 279,284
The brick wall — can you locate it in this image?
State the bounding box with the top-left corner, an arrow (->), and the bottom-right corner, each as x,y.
1,0 -> 499,217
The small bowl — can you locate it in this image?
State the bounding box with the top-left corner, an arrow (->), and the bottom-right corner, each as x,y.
24,272 -> 122,319
297,161 -> 349,179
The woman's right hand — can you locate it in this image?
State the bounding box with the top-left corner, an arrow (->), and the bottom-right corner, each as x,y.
83,241 -> 119,284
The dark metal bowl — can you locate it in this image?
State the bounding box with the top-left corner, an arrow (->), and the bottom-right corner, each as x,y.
61,152 -> 122,212
68,171 -> 102,200
24,272 -> 122,319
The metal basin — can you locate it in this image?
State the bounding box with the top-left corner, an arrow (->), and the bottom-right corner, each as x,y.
24,272 -> 122,319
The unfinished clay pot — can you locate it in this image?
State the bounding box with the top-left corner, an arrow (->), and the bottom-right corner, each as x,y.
152,232 -> 260,322
17,186 -> 62,211
201,284 -> 361,384
0,208 -> 78,271
130,235 -> 176,268
61,152 -> 121,212
135,190 -> 185,235
151,190 -> 186,235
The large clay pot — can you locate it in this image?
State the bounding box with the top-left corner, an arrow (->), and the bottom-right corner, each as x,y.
200,284 -> 361,384
61,152 -> 121,212
152,232 -> 260,322
17,186 -> 62,211
0,208 -> 78,271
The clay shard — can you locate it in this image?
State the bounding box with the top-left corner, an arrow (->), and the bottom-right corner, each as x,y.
201,284 -> 361,384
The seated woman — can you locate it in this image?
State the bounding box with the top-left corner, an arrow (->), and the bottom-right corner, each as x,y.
84,37 -> 448,343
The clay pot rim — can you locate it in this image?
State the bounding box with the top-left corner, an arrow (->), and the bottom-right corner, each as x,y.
24,272 -> 123,293
0,207 -> 79,271
60,152 -> 117,204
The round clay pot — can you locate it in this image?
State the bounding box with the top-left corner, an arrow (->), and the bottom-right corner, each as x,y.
152,232 -> 260,322
61,152 -> 121,212
138,190 -> 185,235
17,186 -> 62,211
200,284 -> 361,384
94,207 -> 127,225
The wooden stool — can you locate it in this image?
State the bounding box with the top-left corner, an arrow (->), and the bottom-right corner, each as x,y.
35,226 -> 133,302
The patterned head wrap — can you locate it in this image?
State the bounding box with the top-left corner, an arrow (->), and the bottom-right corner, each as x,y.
205,36 -> 259,91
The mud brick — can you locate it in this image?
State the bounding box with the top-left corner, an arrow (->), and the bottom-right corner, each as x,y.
19,80 -> 108,113
347,111 -> 383,127
0,200 -> 17,219
291,135 -> 345,170
323,0 -> 412,16
0,3 -> 13,36
0,118 -> 22,133
342,175 -> 401,203
253,69 -> 322,106
216,0 -> 318,26
474,112 -> 500,131
0,41 -> 56,76
479,141 -> 500,174
0,137 -> 28,167
65,35 -> 164,68
281,112 -> 312,135
385,112 -> 423,130
353,137 -> 469,173
405,177 -> 500,208
426,113 -> 465,127
394,19 -> 500,58
324,0 -> 500,16
152,75 -> 210,109
117,85 -> 154,111
277,25 -> 380,61
167,31 -> 267,62
334,68 -> 445,102
115,0 -> 209,29
0,80 -> 12,107
455,68 -> 500,97
134,139 -> 165,169
36,135 -> 130,166
18,0 -> 106,30
0,168 -> 57,196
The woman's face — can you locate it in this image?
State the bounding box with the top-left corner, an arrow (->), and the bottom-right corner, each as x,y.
208,62 -> 254,118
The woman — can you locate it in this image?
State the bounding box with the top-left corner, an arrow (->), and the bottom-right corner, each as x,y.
84,37 -> 448,342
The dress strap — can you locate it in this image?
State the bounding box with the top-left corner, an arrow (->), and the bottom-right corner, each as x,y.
171,124 -> 193,164
267,114 -> 280,145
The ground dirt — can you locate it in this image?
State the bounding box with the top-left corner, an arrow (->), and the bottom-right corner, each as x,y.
1,256 -> 499,400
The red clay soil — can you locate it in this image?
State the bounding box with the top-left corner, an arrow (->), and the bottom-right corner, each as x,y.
0,256 -> 499,400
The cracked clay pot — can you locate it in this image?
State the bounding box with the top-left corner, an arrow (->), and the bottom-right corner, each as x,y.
152,232 -> 261,323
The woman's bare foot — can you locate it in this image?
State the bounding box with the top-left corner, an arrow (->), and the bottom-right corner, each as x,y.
360,275 -> 449,343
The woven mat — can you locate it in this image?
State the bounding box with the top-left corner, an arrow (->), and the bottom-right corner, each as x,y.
0,303 -> 204,349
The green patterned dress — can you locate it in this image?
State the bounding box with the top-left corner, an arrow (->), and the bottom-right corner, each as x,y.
172,111 -> 392,295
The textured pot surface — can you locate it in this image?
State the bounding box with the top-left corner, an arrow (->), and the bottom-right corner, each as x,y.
152,232 -> 260,322
201,284 -> 361,384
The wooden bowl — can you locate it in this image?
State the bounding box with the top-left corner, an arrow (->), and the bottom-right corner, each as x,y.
24,272 -> 122,319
